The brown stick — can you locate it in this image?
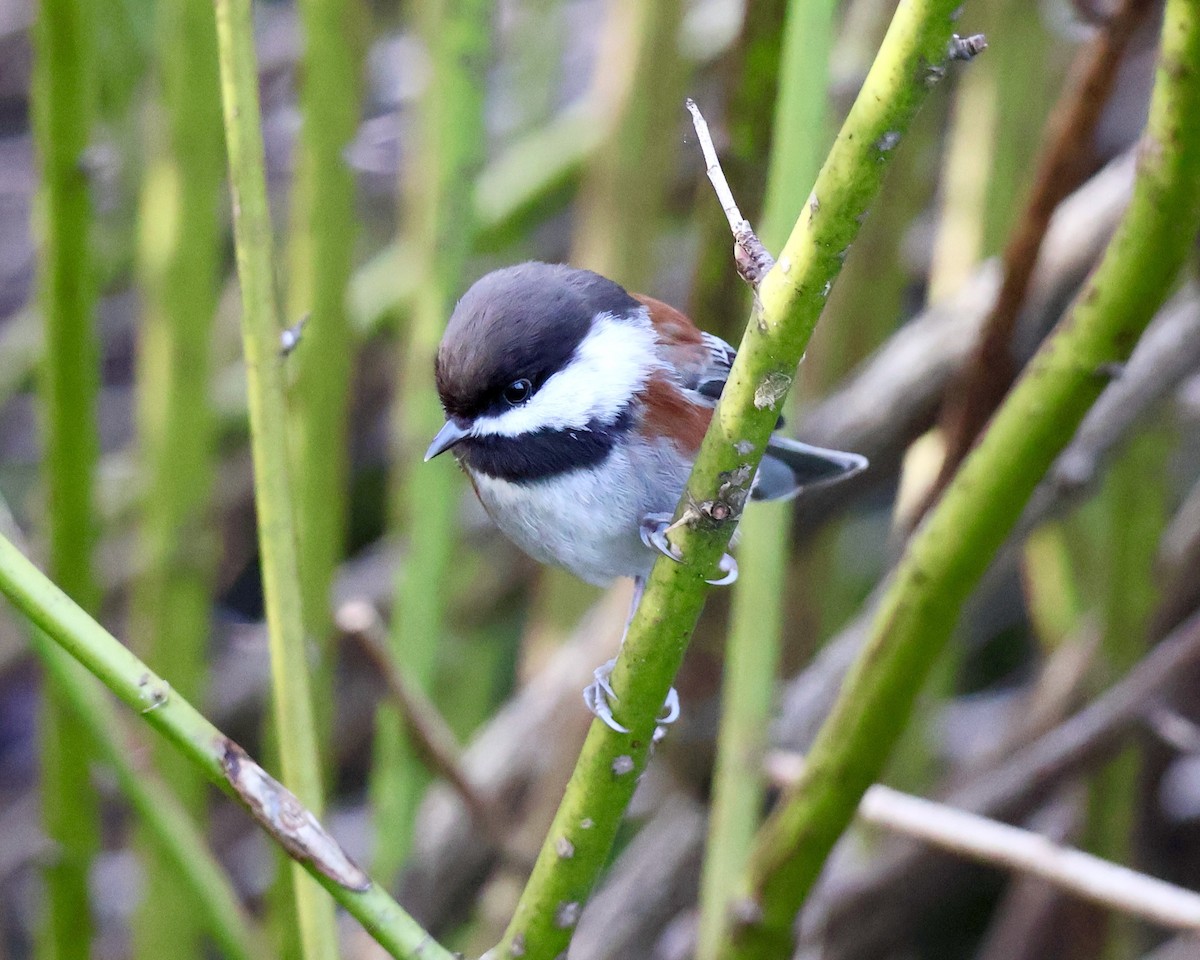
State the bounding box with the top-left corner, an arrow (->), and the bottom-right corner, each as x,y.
336,600 -> 502,841
918,0 -> 1156,521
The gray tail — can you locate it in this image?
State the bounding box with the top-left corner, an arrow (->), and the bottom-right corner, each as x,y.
752,437 -> 868,502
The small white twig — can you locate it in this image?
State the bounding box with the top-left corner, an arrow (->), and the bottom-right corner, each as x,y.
765,751 -> 1200,933
685,98 -> 774,286
686,97 -> 746,238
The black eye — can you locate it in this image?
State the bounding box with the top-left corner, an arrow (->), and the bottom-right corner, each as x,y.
502,378 -> 533,406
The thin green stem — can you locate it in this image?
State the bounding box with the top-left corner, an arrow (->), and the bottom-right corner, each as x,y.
31,0 -> 101,949
495,2 -> 970,957
371,0 -> 490,882
572,0 -> 686,289
130,0 -> 224,951
30,633 -> 263,960
724,1 -> 1200,956
697,1 -> 835,954
1084,426 -> 1170,958
287,0 -> 362,702
0,532 -> 455,960
211,0 -> 338,954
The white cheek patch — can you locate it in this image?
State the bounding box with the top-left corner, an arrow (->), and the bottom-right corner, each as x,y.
472,311 -> 660,437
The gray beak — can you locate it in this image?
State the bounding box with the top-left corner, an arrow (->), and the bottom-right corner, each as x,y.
424,419 -> 470,461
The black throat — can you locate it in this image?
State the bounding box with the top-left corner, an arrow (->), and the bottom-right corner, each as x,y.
457,409 -> 634,484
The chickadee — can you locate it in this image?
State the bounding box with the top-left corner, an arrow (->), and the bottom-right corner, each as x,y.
425,262 -> 866,733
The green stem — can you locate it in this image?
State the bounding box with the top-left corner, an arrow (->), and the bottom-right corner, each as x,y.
30,632 -> 263,960
131,0 -> 224,952
0,532 -> 456,960
724,1 -> 1200,956
371,0 -> 489,882
1084,426 -> 1170,958
571,0 -> 686,289
495,2 -> 969,957
287,0 -> 362,697
696,0 -> 835,954
31,0 -> 101,950
211,0 -> 338,954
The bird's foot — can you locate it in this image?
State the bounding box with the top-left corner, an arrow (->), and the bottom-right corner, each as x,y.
583,658 -> 681,740
706,552 -> 738,586
639,513 -> 683,562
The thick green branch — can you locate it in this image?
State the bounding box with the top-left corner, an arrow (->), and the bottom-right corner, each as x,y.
0,533 -> 455,960
495,2 -> 970,957
723,0 -> 1200,956
211,0 -> 337,953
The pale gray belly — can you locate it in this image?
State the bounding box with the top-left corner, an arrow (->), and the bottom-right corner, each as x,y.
468,441 -> 690,586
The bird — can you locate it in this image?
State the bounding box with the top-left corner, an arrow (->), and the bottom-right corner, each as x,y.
425,261 -> 866,734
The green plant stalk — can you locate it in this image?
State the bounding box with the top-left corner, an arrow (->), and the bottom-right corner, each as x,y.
572,0 -> 686,289
1085,426 -> 1169,959
723,1 -> 1200,956
495,2 -> 969,956
696,503 -> 788,960
29,631 -> 262,960
371,0 -> 489,881
211,0 -> 338,954
286,0 -> 362,704
349,107 -> 604,335
0,532 -> 456,960
697,0 -> 835,954
4,104 -> 604,419
130,0 -> 224,952
31,0 -> 101,950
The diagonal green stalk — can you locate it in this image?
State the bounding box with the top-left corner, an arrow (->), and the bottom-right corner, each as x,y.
696,1 -> 836,955
30,0 -> 101,950
722,1 -> 1200,956
211,0 -> 338,954
371,0 -> 489,882
130,0 -> 224,951
0,532 -> 456,960
30,633 -> 263,960
495,2 -> 970,956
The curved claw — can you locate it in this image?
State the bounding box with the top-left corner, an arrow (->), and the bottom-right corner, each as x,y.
658,687 -> 680,725
583,660 -> 682,738
583,674 -> 630,734
639,513 -> 683,562
585,659 -> 629,732
652,687 -> 681,744
706,552 -> 739,586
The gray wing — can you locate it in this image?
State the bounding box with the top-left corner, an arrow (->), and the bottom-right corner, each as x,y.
683,330 -> 869,499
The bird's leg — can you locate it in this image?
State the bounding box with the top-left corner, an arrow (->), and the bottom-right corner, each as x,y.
583,576 -> 681,740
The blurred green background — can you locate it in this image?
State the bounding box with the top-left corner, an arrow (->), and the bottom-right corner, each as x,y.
0,0 -> 1198,958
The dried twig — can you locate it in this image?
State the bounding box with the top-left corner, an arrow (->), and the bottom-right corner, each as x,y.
336,600 -> 502,842
685,99 -> 775,286
767,756 -> 1200,935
